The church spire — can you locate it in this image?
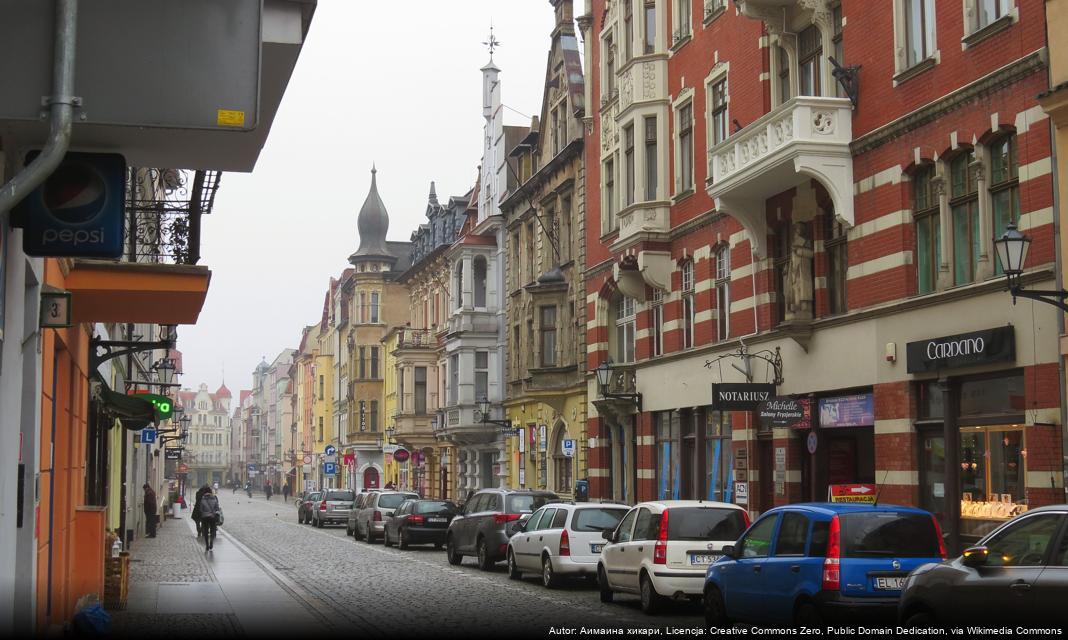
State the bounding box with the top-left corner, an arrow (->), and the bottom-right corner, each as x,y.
350,165 -> 396,266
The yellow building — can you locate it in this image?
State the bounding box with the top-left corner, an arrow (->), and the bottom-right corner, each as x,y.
381,328 -> 400,488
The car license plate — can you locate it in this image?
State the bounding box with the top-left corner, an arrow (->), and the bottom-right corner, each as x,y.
874,576 -> 906,590
591,543 -> 604,554
428,517 -> 446,523
690,553 -> 721,565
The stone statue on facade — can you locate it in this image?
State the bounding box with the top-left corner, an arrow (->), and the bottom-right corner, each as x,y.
785,222 -> 814,322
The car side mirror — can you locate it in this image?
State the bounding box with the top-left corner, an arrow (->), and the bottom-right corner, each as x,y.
601,529 -> 614,542
962,545 -> 990,568
721,545 -> 736,559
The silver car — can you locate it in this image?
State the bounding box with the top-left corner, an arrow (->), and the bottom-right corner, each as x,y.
354,491 -> 419,543
310,489 -> 356,528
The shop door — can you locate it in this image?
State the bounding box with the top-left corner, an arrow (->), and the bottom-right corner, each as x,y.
759,440 -> 774,512
363,467 -> 379,489
920,433 -> 946,526
826,437 -> 857,485
681,435 -> 696,500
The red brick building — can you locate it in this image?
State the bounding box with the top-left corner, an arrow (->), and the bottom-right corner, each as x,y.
579,0 -> 1062,549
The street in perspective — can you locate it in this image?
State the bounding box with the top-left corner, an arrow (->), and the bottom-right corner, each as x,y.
1,0 -> 1068,638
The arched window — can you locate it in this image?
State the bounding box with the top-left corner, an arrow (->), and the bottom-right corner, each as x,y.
473,256 -> 488,307
913,163 -> 940,294
552,423 -> 573,493
949,148 -> 979,285
990,133 -> 1019,275
715,246 -> 730,340
454,261 -> 464,309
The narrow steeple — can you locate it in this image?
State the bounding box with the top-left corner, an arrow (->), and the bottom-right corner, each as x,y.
429,181 -> 439,206
350,165 -> 396,266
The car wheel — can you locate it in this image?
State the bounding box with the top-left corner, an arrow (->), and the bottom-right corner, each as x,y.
794,602 -> 823,627
704,586 -> 729,627
639,572 -> 664,615
316,516 -> 323,529
446,537 -> 463,566
476,539 -> 494,571
434,543 -> 443,550
365,529 -> 376,544
352,522 -> 362,540
542,555 -> 560,589
597,566 -> 613,603
398,529 -> 409,550
383,530 -> 393,547
346,523 -> 353,536
506,550 -> 521,580
904,610 -> 937,627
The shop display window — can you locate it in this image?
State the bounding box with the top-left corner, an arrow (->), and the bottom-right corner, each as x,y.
705,411 -> 732,502
959,426 -> 1026,539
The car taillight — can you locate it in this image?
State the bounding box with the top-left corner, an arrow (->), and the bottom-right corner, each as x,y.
319,500 -> 327,511
931,515 -> 947,559
494,513 -> 521,524
653,510 -> 669,565
741,510 -> 751,527
373,510 -> 382,522
409,515 -> 424,525
822,515 -> 841,591
559,529 -> 570,557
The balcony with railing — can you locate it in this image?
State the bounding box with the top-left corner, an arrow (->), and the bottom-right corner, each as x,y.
705,96 -> 854,258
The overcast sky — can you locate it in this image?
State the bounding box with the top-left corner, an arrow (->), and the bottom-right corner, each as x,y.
178,1 -> 558,394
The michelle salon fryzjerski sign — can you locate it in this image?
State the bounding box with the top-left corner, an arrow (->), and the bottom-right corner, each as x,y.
906,326 -> 1015,373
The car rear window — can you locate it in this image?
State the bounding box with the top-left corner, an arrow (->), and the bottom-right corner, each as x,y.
415,501 -> 456,515
572,508 -> 627,533
507,494 -> 555,514
840,512 -> 940,558
667,507 -> 747,541
378,493 -> 419,509
326,490 -> 354,501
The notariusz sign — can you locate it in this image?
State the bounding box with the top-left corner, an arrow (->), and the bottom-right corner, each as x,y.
906,326 -> 1015,373
712,383 -> 776,410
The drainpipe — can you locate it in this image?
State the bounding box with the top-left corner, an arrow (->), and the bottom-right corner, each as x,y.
0,0 -> 79,216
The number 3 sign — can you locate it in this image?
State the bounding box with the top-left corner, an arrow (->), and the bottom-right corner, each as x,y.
39,290 -> 72,328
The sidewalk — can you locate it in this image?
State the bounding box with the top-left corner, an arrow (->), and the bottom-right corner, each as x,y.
108,501 -> 327,637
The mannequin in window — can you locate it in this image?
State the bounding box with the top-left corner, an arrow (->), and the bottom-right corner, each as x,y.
785,222 -> 814,322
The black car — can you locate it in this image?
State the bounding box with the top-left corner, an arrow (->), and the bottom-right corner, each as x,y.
899,504 -> 1068,626
446,489 -> 558,570
383,499 -> 458,549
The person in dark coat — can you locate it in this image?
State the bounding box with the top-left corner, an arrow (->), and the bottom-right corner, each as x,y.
191,484 -> 211,539
265,481 -> 273,501
142,483 -> 158,538
282,482 -> 291,502
197,488 -> 223,551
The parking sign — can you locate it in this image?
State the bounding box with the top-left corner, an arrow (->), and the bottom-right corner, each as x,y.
562,439 -> 575,457
324,462 -> 338,476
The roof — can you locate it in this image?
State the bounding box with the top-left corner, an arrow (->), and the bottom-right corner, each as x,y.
351,166 -> 395,263
215,383 -> 231,397
767,502 -> 933,517
635,500 -> 745,511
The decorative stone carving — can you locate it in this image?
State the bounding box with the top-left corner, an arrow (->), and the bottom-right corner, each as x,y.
642,62 -> 657,100
812,110 -> 835,135
784,222 -> 814,322
620,70 -> 633,108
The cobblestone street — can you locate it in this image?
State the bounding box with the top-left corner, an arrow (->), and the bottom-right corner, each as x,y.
218,493 -> 705,636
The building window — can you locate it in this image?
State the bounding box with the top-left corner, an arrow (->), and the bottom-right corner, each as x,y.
832,4 -> 846,98
370,346 -> 379,379
643,0 -> 656,54
359,292 -> 367,323
605,34 -> 616,97
624,124 -> 635,206
950,149 -> 980,285
624,0 -> 634,61
914,164 -> 941,294
973,0 -> 1011,31
776,46 -> 791,104
370,291 -> 380,323
904,0 -> 935,68
510,232 -> 521,290
715,246 -> 730,340
358,346 -> 367,379
475,351 -> 489,401
370,400 -> 378,432
399,367 -> 405,412
677,102 -> 694,193
614,296 -> 636,364
681,259 -> 695,349
526,223 -> 536,282
512,325 -> 521,379
454,262 -> 464,309
644,116 -> 658,201
540,306 -> 557,367
473,256 -> 488,307
449,354 -> 459,406
675,0 -> 691,42
990,134 -> 1019,276
651,289 -> 664,357
604,159 -> 617,232
318,375 -> 324,398
797,24 -> 821,97
825,214 -> 848,315
560,195 -> 572,263
414,367 -> 427,415
710,79 -> 727,146
553,427 -> 573,493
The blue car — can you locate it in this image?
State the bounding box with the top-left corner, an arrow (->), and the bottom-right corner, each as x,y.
702,503 -> 946,626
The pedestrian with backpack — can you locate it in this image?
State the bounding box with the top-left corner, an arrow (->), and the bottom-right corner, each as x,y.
191,484 -> 211,539
197,488 -> 223,551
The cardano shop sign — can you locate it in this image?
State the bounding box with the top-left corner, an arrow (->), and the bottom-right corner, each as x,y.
906,326 -> 1015,374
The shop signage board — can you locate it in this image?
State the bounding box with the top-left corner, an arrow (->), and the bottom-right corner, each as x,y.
828,484 -> 878,504
393,448 -> 411,463
712,383 -> 776,410
819,394 -> 874,428
129,391 -> 174,420
343,453 -> 356,465
734,482 -> 749,505
247,464 -> 257,472
165,447 -> 181,460
906,326 -> 1015,373
758,397 -> 811,429
539,425 -> 548,451
774,446 -> 786,496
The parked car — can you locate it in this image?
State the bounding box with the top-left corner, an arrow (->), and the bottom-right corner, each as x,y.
354,490 -> 420,543
703,503 -> 945,627
446,489 -> 559,570
346,491 -> 379,536
383,499 -> 458,549
898,504 -> 1068,626
598,500 -> 748,614
297,490 -> 322,524
507,502 -> 629,588
310,489 -> 356,528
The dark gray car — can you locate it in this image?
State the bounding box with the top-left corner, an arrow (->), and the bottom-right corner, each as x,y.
347,491 -> 378,536
446,489 -> 558,570
354,490 -> 419,543
310,489 -> 356,528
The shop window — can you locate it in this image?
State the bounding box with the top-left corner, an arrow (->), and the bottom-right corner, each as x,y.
989,134 -> 1019,276
797,24 -> 822,97
705,410 -> 732,502
950,149 -> 980,285
960,426 -> 1027,538
913,164 -> 941,294
715,245 -> 730,340
916,380 -> 944,419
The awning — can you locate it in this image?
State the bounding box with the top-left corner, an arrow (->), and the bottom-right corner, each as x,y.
65,259 -> 211,324
97,387 -> 159,431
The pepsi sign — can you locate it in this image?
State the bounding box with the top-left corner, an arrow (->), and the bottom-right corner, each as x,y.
14,152 -> 126,258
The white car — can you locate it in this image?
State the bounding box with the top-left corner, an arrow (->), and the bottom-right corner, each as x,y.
597,500 -> 750,614
506,503 -> 630,588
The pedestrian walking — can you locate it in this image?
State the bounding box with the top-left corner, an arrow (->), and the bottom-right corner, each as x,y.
232,481 -> 237,495
245,481 -> 252,498
197,488 -> 223,551
142,483 -> 158,538
282,483 -> 291,502
265,481 -> 273,501
191,484 -> 211,539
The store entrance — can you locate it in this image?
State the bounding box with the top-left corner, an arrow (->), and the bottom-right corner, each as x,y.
816,427 -> 875,498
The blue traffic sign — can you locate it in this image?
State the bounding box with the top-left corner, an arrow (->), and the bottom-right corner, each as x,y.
323,462 -> 338,476
141,428 -> 157,444
247,463 -> 257,472
324,444 -> 337,456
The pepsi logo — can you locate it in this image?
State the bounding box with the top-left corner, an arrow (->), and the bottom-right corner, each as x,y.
43,161 -> 107,224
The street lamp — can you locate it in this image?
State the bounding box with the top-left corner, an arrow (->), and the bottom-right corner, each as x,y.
477,396 -> 518,435
593,358 -> 642,411
994,221 -> 1068,311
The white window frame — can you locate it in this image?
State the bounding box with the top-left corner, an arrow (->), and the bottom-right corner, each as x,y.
614,296 -> 637,364
715,246 -> 730,340
672,89 -> 696,196
680,260 -> 695,349
672,0 -> 692,46
892,0 -> 939,76
704,62 -> 729,157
